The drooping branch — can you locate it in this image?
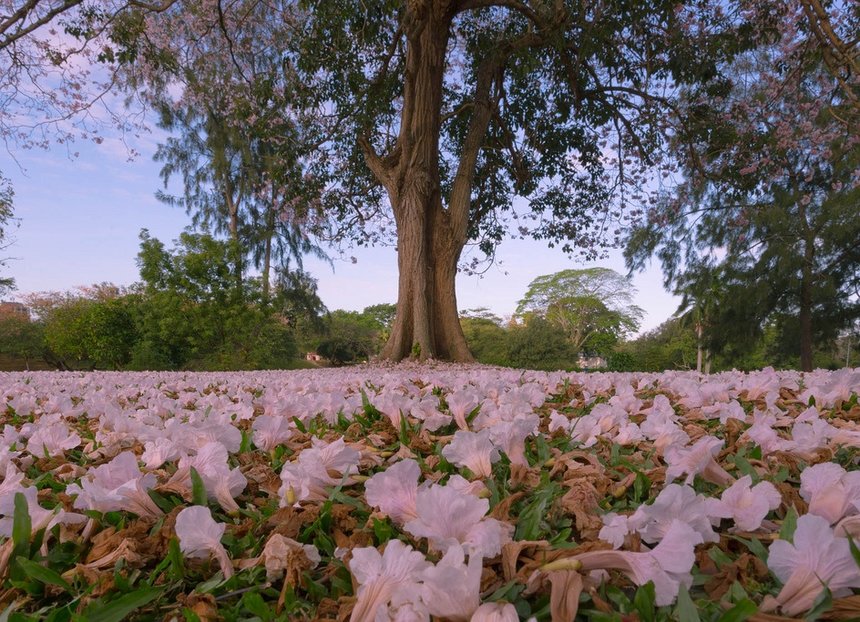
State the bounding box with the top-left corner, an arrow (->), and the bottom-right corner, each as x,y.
0,0 -> 85,49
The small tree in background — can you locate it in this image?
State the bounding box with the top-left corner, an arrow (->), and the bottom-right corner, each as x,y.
516,268 -> 643,357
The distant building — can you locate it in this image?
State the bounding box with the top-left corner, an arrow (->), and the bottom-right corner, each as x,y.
0,302 -> 29,321
577,355 -> 607,370
305,352 -> 323,362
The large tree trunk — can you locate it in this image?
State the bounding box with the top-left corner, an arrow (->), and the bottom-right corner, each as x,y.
695,321 -> 703,373
364,2 -> 505,362
798,200 -> 814,372
799,248 -> 814,372
369,3 -> 477,362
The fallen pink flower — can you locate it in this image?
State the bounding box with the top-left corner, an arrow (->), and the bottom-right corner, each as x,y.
574,519 -> 703,606
766,514 -> 860,617
175,505 -> 233,579
799,462 -> 860,524
664,435 -> 734,487
441,430 -> 499,479
349,539 -> 430,622
404,483 -> 512,559
470,602 -> 519,622
419,545 -> 482,621
718,475 -> 782,532
365,459 -> 421,525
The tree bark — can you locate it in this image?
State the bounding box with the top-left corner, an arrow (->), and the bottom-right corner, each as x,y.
798,192 -> 815,373
364,1 -> 513,362
368,2 -> 478,362
695,321 -> 703,373
799,241 -> 814,372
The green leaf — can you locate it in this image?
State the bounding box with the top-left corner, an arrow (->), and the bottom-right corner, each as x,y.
14,557 -> 71,592
675,587 -> 701,622
731,455 -> 756,480
291,417 -> 307,434
83,587 -> 162,622
805,584 -> 832,622
241,591 -> 272,619
632,582 -> 656,622
633,471 -> 651,502
189,467 -> 208,507
167,538 -> 185,580
372,517 -> 393,545
779,506 -> 798,543
238,429 -> 251,453
11,492 -> 31,558
848,537 -> 860,570
514,481 -> 558,541
730,535 -> 768,564
717,598 -> 757,622
147,489 -> 176,514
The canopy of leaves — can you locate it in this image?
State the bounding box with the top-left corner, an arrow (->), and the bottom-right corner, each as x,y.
626,32 -> 860,366
516,268 -> 643,354
292,0 -> 753,260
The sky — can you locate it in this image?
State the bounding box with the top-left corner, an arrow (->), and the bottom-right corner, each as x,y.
0,132 -> 680,334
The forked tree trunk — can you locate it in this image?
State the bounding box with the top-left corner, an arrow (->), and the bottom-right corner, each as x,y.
367,2 -> 486,362
799,253 -> 814,372
361,2 -> 506,361
799,204 -> 814,372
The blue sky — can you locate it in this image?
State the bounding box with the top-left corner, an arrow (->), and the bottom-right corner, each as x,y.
0,134 -> 679,333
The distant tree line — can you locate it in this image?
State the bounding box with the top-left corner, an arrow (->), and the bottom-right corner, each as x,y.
0,232 -> 394,371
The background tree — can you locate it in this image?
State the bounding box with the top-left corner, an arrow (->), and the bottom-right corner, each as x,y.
672,265 -> 728,373
626,3 -> 860,372
288,0 -> 749,361
5,1 -> 753,363
459,308 -> 510,366
273,267 -> 328,344
515,268 -> 643,356
0,172 -> 16,295
26,288 -> 137,370
315,310 -> 382,366
134,230 -> 297,370
617,318 -> 698,372
0,311 -> 45,370
506,317 -> 578,372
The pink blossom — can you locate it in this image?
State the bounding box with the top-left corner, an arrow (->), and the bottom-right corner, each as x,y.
628,484 -> 724,544
447,388 -> 480,430
419,545 -> 482,621
742,411 -> 790,455
470,603 -> 519,622
404,484 -> 513,558
717,475 -> 781,532
365,459 -> 421,525
278,437 -> 360,505
446,475 -> 489,498
26,420 -> 81,457
66,451 -> 163,518
170,442 -> 247,513
799,462 -> 860,524
141,437 -> 182,469
441,430 -> 498,478
0,483 -> 85,537
488,415 -> 539,466
175,505 -> 233,579
576,520 -> 703,606
251,415 -> 295,452
599,512 -> 631,549
766,514 -> 860,616
664,435 -> 734,487
349,539 -> 430,622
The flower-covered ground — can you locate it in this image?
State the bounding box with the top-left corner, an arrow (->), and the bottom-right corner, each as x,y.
0,364 -> 858,621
